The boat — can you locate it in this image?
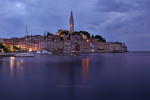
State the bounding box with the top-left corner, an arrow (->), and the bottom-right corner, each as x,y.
41,51 -> 52,55
14,53 -> 35,57
48,52 -> 52,55
0,53 -> 14,57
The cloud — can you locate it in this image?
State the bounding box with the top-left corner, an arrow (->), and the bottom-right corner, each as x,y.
0,0 -> 150,50
96,0 -> 134,12
85,0 -> 150,51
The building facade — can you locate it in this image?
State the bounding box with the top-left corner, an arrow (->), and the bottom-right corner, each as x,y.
106,42 -> 127,53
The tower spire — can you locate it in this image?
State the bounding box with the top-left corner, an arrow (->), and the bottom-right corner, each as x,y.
70,11 -> 74,34
26,26 -> 28,40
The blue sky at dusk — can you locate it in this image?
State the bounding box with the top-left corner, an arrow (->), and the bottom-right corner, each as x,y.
0,0 -> 150,51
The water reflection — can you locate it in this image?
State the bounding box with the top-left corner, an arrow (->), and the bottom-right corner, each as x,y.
9,57 -> 24,78
10,57 -> 15,68
58,63 -> 65,84
82,57 -> 89,84
21,59 -> 23,64
2,58 -> 6,67
10,57 -> 15,77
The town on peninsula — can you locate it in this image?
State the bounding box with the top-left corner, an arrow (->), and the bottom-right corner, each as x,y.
0,11 -> 127,56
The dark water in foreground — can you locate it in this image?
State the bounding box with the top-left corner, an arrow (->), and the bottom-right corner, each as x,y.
0,52 -> 150,100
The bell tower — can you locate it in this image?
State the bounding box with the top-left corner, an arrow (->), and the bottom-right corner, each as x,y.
69,11 -> 74,34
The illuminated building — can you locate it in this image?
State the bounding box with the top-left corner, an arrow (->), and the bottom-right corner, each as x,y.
69,11 -> 74,34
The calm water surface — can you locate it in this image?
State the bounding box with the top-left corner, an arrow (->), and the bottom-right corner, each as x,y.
0,52 -> 150,100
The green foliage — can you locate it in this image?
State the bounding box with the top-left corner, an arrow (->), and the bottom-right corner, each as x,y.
0,43 -> 11,52
72,31 -> 90,39
12,46 -> 21,52
95,35 -> 106,43
0,43 -> 3,48
0,43 -> 22,52
79,31 -> 90,39
60,31 -> 69,36
92,34 -> 94,38
60,37 -> 64,41
47,32 -> 53,37
72,31 -> 81,36
81,35 -> 82,40
68,34 -> 70,40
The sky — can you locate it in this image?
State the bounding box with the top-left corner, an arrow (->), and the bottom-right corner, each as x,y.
0,0 -> 150,51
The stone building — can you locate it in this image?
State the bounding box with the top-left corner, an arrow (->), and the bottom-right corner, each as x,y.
106,42 -> 127,53
26,40 -> 40,52
75,42 -> 80,53
63,40 -> 73,53
91,39 -> 106,53
80,40 -> 90,53
72,34 -> 81,42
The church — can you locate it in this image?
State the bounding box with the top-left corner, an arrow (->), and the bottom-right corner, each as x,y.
69,11 -> 74,34
56,11 -> 74,36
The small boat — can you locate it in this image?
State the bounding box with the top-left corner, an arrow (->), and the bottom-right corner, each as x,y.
41,51 -> 52,55
14,53 -> 35,57
48,52 -> 52,55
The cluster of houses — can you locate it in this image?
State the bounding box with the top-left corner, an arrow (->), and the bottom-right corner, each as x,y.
0,30 -> 127,54
0,11 -> 127,54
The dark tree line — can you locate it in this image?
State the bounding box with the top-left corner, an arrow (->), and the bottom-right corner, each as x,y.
72,31 -> 106,42
94,35 -> 106,43
72,31 -> 90,39
60,31 -> 69,36
43,31 -> 106,42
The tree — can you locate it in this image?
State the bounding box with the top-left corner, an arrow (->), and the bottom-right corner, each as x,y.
0,43 -> 11,52
72,31 -> 81,36
68,34 -> 70,40
92,34 -> 94,38
12,46 -> 21,52
47,32 -> 53,37
60,37 -> 64,41
95,35 -> 106,43
0,43 -> 3,49
72,31 -> 90,39
80,31 -> 90,39
60,31 -> 69,36
44,32 -> 46,39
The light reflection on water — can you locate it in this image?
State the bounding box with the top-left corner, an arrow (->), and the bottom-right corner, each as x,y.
10,57 -> 15,77
9,57 -> 24,78
0,52 -> 150,100
21,59 -> 23,64
82,57 -> 89,84
10,57 -> 15,68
